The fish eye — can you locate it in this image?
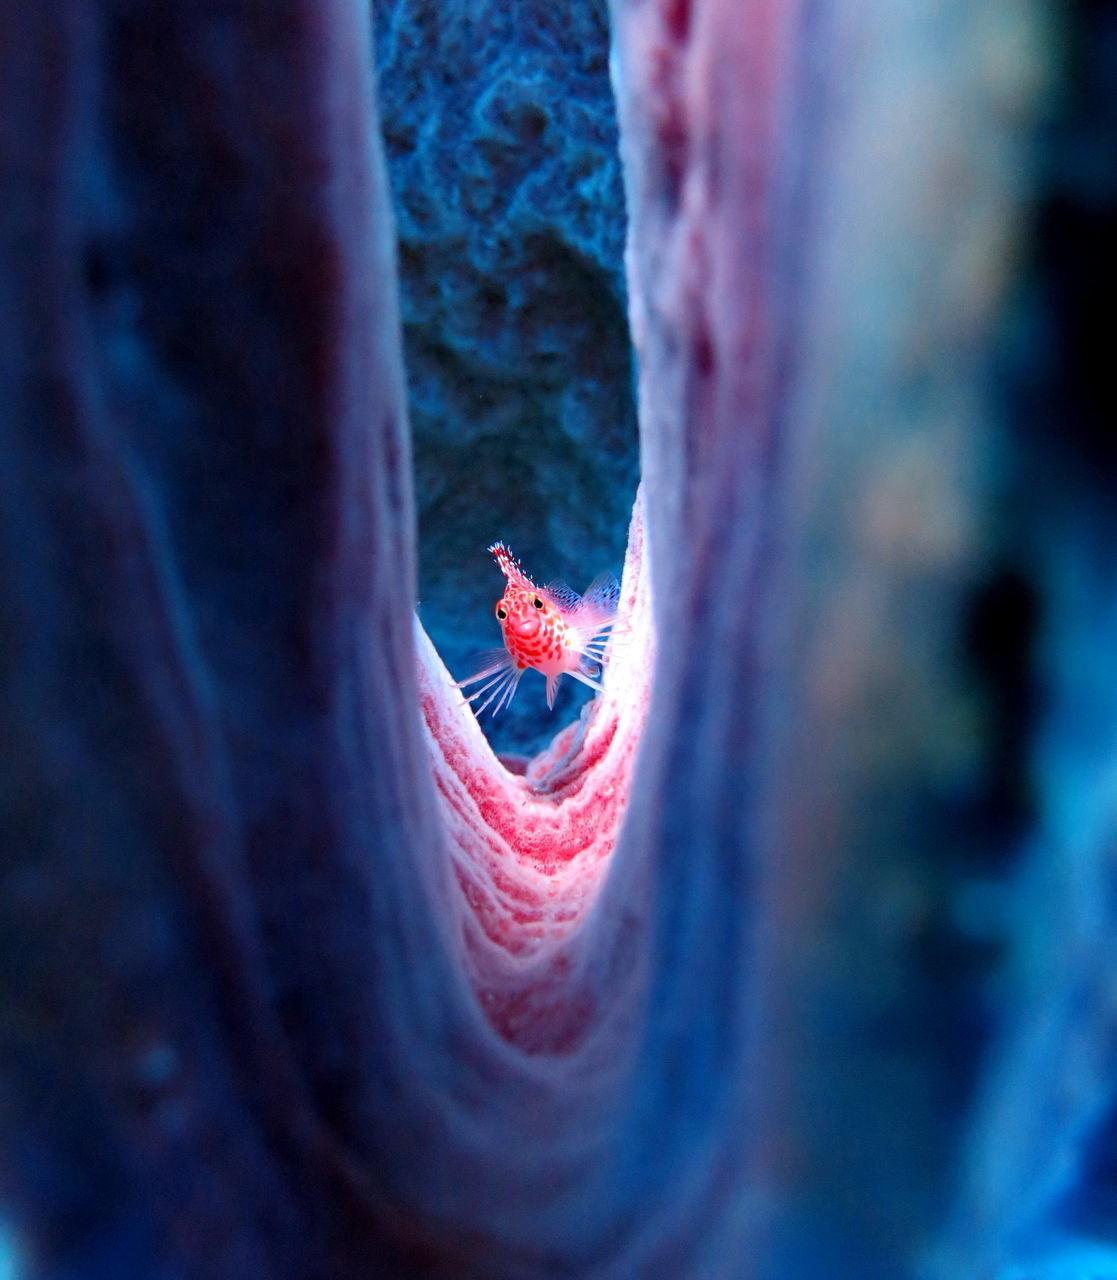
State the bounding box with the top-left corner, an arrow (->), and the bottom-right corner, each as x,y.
496,606 -> 507,620
532,597 -> 543,609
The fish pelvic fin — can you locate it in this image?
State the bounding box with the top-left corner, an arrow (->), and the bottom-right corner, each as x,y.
545,672 -> 562,709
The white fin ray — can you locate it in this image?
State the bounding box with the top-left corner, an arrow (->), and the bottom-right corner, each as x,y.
455,647 -> 527,718
567,617 -> 616,659
476,665 -> 524,718
496,667 -> 525,716
456,648 -> 516,690
464,665 -> 513,704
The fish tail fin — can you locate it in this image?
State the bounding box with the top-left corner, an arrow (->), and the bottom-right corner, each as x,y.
577,652 -> 604,681
566,667 -> 605,695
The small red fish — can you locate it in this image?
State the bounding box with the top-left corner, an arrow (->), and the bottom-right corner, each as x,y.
458,542 -> 620,717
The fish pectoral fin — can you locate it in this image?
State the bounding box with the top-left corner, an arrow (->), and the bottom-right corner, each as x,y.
455,648 -> 515,690
545,673 -> 561,710
474,664 -> 524,718
568,624 -> 615,674
454,649 -> 527,718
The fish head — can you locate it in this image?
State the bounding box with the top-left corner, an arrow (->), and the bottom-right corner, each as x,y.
496,586 -> 564,665
487,541 -> 566,668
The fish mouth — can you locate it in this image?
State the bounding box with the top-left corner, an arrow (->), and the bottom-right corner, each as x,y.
510,615 -> 541,639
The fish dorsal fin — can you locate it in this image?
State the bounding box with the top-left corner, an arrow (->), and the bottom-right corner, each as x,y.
580,571 -> 621,617
543,579 -> 583,613
488,541 -> 535,591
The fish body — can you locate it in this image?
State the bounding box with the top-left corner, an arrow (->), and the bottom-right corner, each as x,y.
458,542 -> 619,717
